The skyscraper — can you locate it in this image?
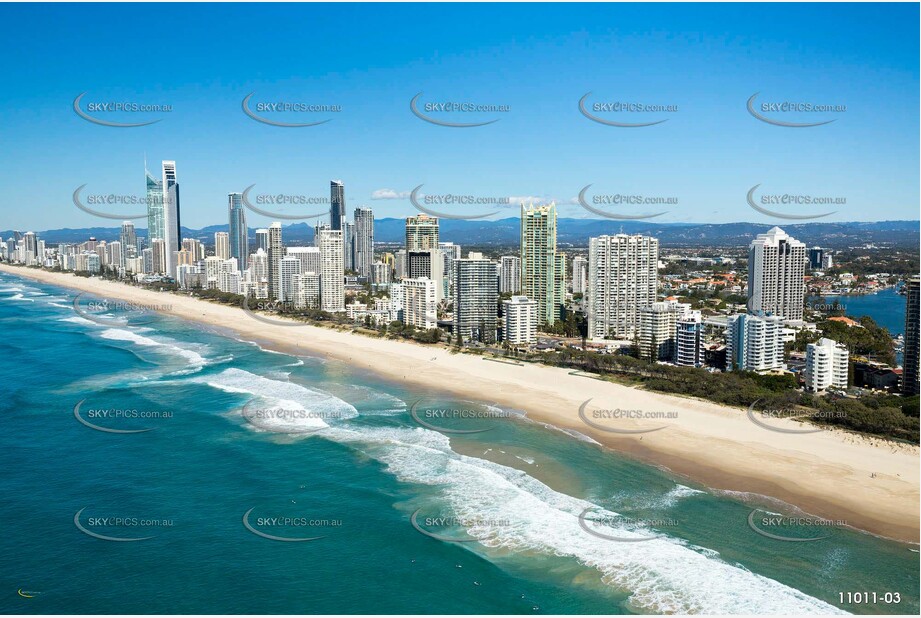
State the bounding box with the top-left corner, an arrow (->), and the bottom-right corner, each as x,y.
255,228 -> 269,253
586,234 -> 659,340
279,255 -> 302,303
353,207 -> 374,278
120,221 -> 138,261
268,222 -> 283,300
317,228 -> 344,312
904,276 -> 920,395
161,160 -> 181,277
748,227 -> 806,320
145,165 -> 164,248
572,256 -> 588,295
215,232 -> 231,260
453,255 -> 498,343
499,256 -> 521,294
406,214 -> 439,251
330,180 -> 346,231
520,202 -> 563,325
228,192 -> 248,271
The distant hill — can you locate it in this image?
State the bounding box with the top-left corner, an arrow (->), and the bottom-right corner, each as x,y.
3,219 -> 918,249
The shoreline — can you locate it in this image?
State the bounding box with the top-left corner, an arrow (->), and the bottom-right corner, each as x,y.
3,264 -> 919,544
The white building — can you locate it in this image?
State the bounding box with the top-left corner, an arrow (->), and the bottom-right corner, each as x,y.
638,300 -> 690,361
587,234 -> 659,340
402,277 -> 438,330
726,313 -> 786,372
805,337 -> 849,392
295,272 -> 320,309
453,255 -> 498,343
502,296 -> 538,345
499,255 -> 521,294
572,255 -> 588,295
215,232 -> 231,260
279,255 -> 302,303
676,311 -> 704,367
317,228 -> 344,312
748,226 -> 806,320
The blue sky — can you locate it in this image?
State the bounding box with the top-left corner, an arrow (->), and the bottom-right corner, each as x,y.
0,2 -> 918,231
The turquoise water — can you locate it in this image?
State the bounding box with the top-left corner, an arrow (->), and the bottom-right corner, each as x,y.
0,271 -> 917,615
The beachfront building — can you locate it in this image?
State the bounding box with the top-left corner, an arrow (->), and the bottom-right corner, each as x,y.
520,202 -> 564,325
286,246 -> 321,277
502,295 -> 538,345
499,255 -> 521,294
407,249 -> 444,302
904,276 -> 920,395
279,255 -> 301,303
402,277 -> 438,330
440,242 -> 461,299
804,337 -> 849,392
725,313 -> 786,372
248,249 -> 269,298
267,223 -> 284,300
587,234 -> 659,340
353,207 -> 374,278
406,214 -> 439,251
453,254 -> 498,343
638,300 -> 690,362
676,312 -> 705,367
317,228 -> 345,312
295,272 -> 320,309
120,221 -> 138,263
160,160 -> 181,278
748,226 -> 806,320
228,192 -> 247,271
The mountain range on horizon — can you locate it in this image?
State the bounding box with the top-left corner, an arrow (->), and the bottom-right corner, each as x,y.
3,218 -> 919,249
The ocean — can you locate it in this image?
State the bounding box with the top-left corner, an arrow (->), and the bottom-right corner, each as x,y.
0,271 -> 917,615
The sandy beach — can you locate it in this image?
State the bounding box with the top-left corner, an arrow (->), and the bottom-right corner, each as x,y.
4,263 -> 918,543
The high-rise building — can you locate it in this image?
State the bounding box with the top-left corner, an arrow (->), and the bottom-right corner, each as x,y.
317,228 -> 344,312
638,300 -> 689,361
295,273 -> 321,309
406,214 -> 439,251
502,296 -> 538,345
676,312 -> 704,367
286,246 -> 321,276
572,256 -> 588,295
520,202 -> 563,325
371,261 -> 391,285
255,228 -> 269,253
805,338 -> 849,392
408,249 -> 444,302
499,256 -> 521,294
342,220 -> 354,272
725,313 -> 786,372
249,248 -> 269,298
330,180 -> 346,231
279,255 -> 302,303
353,207 -> 374,278
120,221 -> 138,262
268,223 -> 284,300
215,232 -> 231,260
228,192 -> 247,271
903,276 -> 920,395
587,234 -> 659,340
145,165 -> 165,245
807,247 -> 825,270
748,227 -> 806,320
182,238 -> 205,263
453,255 -> 498,343
402,278 -> 438,330
161,161 -> 181,277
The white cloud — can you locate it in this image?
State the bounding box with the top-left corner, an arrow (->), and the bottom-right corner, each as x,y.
371,188 -> 411,200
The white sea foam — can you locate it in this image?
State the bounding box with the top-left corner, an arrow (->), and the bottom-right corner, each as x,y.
319,425 -> 846,615
98,328 -> 207,369
3,293 -> 33,302
191,368 -> 358,433
59,316 -> 98,326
